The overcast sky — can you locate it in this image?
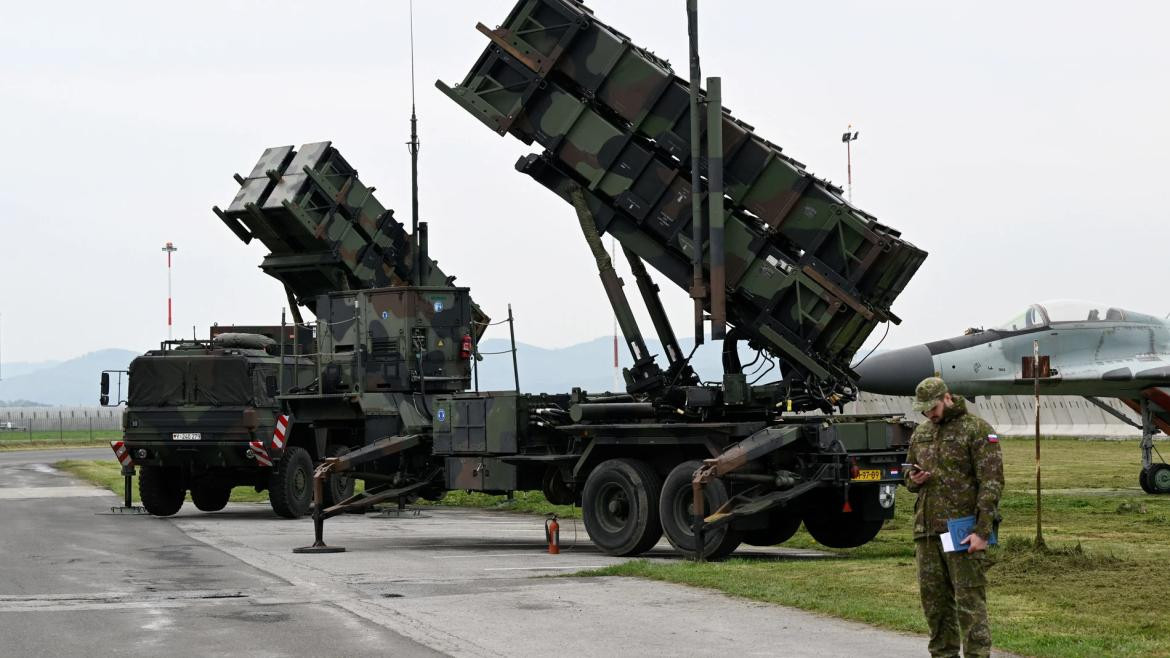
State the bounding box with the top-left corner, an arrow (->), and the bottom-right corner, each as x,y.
1,0 -> 1167,366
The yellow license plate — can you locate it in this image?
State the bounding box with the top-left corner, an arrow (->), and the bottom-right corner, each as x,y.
853,469 -> 881,481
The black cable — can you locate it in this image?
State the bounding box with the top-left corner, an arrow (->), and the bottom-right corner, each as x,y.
749,356 -> 776,385
851,321 -> 891,369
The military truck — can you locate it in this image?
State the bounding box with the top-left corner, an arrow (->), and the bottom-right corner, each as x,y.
100,326 -> 350,518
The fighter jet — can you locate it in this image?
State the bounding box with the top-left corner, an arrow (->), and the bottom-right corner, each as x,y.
854,300 -> 1170,494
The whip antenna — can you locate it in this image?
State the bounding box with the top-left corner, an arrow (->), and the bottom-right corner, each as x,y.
409,0 -> 421,281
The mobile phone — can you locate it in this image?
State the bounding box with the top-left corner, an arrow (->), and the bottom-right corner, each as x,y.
901,462 -> 919,471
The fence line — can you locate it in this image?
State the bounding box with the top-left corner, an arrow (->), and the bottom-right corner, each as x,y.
0,406 -> 122,441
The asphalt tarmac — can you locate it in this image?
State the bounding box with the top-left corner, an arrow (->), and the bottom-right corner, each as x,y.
0,449 -> 960,657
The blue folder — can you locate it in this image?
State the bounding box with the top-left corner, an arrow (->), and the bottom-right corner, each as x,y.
941,515 -> 998,552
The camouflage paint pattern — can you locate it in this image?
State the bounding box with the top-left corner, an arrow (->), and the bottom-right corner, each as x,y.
438,0 -> 928,407
122,337 -> 314,472
916,536 -> 993,657
905,395 -> 1004,538
219,142 -> 489,333
433,392 -> 525,455
905,390 -> 1000,657
314,286 -> 474,397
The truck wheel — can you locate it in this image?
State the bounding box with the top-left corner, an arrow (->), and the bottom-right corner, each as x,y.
139,466 -> 185,517
321,445 -> 356,508
1148,463 -> 1170,494
269,446 -> 313,519
659,460 -> 741,560
802,489 -> 884,549
741,509 -> 802,547
582,458 -> 663,556
191,483 -> 232,512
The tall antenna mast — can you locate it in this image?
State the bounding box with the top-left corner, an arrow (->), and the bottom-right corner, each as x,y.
409,0 -> 421,282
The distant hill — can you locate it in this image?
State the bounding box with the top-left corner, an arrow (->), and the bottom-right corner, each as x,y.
0,337 -> 770,406
0,399 -> 51,408
0,349 -> 139,406
0,359 -> 62,379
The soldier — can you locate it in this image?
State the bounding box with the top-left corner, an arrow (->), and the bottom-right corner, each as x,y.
905,376 -> 1004,658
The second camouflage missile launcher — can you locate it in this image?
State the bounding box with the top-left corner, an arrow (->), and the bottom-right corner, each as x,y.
438,0 -> 927,409
214,141 -> 487,329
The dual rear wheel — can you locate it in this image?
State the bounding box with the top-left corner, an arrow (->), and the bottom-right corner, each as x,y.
582,458 -> 886,557
579,458 -> 747,560
138,467 -> 231,515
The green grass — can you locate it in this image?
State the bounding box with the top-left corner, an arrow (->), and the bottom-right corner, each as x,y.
56,459 -> 270,503
0,430 -> 122,450
419,489 -> 581,518
581,437 -> 1170,658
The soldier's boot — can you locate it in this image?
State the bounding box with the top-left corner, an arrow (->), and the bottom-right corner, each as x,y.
917,538 -> 961,657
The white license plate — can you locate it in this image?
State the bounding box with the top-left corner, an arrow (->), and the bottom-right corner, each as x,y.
172,432 -> 202,441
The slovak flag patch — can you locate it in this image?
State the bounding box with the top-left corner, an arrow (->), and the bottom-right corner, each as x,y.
987,434 -> 999,443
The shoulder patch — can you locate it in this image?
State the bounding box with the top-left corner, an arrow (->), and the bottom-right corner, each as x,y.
987,434 -> 999,443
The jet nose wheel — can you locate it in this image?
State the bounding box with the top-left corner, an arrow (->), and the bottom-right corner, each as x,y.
1142,464 -> 1170,494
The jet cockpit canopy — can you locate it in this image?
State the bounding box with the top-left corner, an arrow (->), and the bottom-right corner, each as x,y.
994,300 -> 1162,331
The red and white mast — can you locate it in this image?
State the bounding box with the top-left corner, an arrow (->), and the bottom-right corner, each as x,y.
162,241 -> 178,340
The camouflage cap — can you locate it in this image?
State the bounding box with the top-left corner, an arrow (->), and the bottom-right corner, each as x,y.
912,376 -> 949,412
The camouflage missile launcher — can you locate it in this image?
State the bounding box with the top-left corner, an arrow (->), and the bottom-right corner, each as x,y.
104,327 -> 343,519
354,0 -> 926,560
438,0 -> 926,409
210,4 -> 928,561
214,141 -> 487,330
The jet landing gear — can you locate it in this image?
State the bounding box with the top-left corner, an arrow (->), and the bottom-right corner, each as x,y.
1137,399 -> 1170,495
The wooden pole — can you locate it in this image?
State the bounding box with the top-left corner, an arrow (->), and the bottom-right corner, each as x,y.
1033,339 -> 1045,548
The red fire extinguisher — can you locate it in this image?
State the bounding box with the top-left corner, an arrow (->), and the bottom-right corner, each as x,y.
545,515 -> 560,555
460,334 -> 473,360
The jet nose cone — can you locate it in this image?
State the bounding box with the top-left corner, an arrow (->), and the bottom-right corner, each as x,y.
854,344 -> 935,395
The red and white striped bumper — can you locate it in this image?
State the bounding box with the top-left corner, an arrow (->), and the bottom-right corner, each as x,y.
271,414 -> 289,453
249,440 -> 273,467
110,440 -> 134,467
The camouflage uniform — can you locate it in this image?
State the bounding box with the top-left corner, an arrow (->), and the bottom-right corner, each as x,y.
906,377 -> 1004,658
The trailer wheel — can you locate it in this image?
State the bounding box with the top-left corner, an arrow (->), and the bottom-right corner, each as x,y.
659,460 -> 741,560
321,445 -> 355,508
269,446 -> 313,519
802,489 -> 884,549
582,458 -> 663,556
741,509 -> 802,547
191,482 -> 232,512
542,466 -> 576,505
139,466 -> 186,517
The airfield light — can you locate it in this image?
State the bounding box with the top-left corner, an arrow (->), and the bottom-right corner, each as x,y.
842,126 -> 860,203
162,242 -> 178,340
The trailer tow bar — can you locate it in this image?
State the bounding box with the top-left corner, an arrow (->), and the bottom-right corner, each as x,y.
294,433 -> 430,554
